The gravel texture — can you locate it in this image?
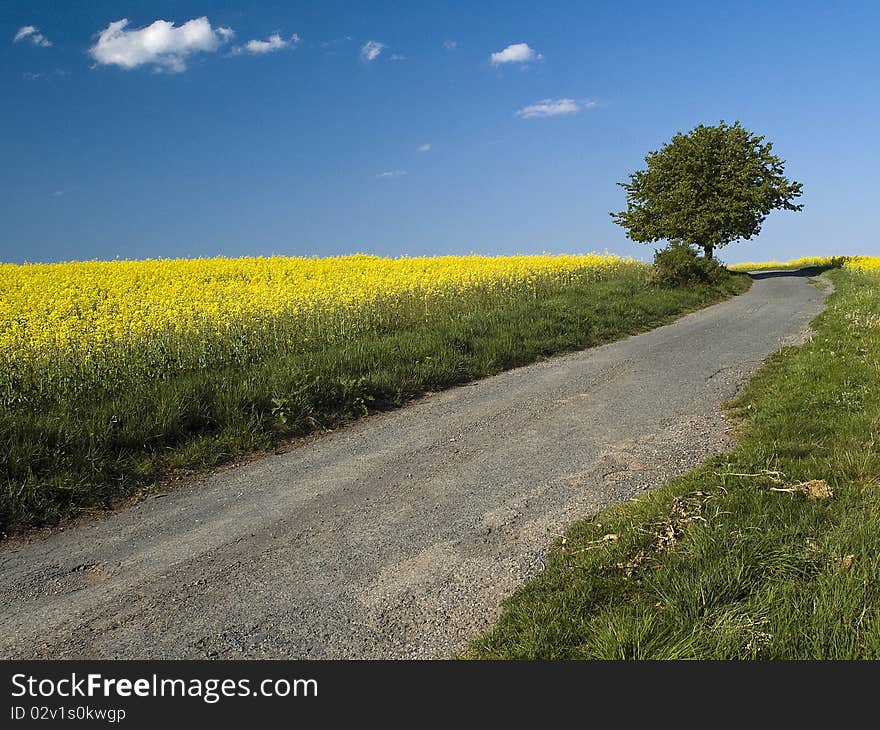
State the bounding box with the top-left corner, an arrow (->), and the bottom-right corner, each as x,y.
0,270 -> 828,659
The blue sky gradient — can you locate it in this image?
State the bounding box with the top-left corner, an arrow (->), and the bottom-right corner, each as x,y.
2,0 -> 878,264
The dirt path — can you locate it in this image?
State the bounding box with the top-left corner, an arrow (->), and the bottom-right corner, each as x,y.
0,270 -> 828,659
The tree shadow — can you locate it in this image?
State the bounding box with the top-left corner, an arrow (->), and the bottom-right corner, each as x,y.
748,266 -> 835,280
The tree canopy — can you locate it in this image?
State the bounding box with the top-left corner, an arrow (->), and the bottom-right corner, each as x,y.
611,121 -> 803,259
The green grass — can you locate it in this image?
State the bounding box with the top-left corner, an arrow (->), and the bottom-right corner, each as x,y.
468,268 -> 880,660
0,270 -> 749,534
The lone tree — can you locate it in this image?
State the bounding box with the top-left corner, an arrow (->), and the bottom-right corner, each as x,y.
611,121 -> 803,259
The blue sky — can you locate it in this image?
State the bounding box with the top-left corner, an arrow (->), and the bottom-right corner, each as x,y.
2,0 -> 879,264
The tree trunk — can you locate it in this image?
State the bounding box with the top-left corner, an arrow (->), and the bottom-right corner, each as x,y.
703,244 -> 714,260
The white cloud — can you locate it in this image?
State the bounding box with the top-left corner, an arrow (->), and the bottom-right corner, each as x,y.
360,40 -> 385,62
490,42 -> 541,65
23,69 -> 68,80
515,98 -> 583,118
236,32 -> 299,55
88,17 -> 233,72
13,26 -> 35,42
389,53 -> 405,61
377,170 -> 406,178
13,25 -> 52,47
442,40 -> 457,51
418,143 -> 431,152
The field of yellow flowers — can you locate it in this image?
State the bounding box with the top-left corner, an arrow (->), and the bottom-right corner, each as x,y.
844,256 -> 880,275
0,253 -> 639,408
727,255 -> 845,272
728,254 -> 879,275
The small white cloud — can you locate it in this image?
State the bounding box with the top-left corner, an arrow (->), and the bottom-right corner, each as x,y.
13,26 -> 35,42
361,40 -> 385,62
418,143 -> 431,152
389,53 -> 406,61
490,42 -> 541,65
515,98 -> 582,118
442,40 -> 457,51
88,17 -> 234,72
236,32 -> 299,55
23,69 -> 68,80
377,170 -> 406,178
14,25 -> 52,47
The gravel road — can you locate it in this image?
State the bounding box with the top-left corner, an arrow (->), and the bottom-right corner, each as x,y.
0,270 -> 828,659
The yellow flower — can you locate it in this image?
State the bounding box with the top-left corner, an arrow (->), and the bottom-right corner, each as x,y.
0,253 -> 641,405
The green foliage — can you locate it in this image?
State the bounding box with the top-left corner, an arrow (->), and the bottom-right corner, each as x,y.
612,121 -> 803,258
648,241 -> 731,287
470,270 -> 880,659
0,271 -> 748,533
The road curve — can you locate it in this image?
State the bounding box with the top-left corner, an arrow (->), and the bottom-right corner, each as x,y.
0,270 -> 828,659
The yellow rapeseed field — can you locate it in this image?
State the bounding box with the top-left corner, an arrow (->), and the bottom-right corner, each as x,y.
729,254 -> 880,275
0,253 -> 640,405
727,256 -> 841,272
843,256 -> 880,275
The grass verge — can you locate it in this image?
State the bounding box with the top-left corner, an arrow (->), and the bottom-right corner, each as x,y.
467,268 -> 880,659
0,271 -> 749,534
